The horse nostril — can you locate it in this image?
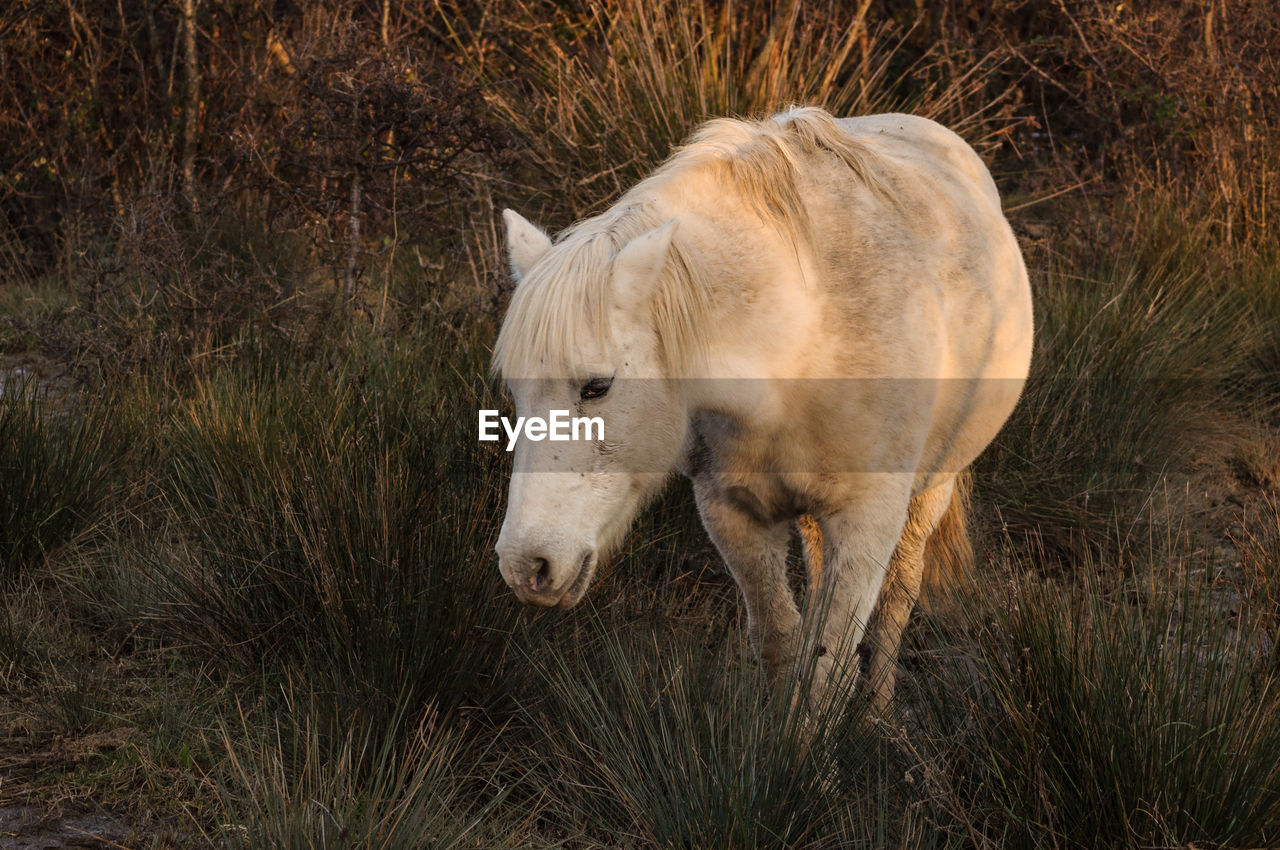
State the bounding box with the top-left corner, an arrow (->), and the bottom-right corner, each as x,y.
529,558 -> 551,593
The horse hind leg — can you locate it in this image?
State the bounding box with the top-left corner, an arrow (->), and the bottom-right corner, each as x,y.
863,476 -> 967,713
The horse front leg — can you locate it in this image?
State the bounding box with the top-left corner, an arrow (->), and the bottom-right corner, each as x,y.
806,476 -> 914,710
693,481 -> 801,691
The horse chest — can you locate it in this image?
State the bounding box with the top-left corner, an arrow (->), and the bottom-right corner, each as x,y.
681,412 -> 808,524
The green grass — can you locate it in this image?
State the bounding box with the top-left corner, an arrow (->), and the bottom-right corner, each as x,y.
126,336 -> 524,729
909,540 -> 1280,848
216,694 -> 518,849
4,315 -> 1279,846
534,610 -> 895,848
0,378 -> 129,582
3,219 -> 1277,848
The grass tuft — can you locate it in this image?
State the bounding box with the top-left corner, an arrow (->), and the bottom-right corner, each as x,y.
911,543 -> 1280,847
532,594 -> 912,849
218,694 -> 516,849
132,337 -> 521,725
441,0 -> 1016,220
978,233 -> 1255,558
0,378 -> 128,581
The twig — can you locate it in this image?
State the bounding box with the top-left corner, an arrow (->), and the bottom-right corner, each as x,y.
180,0 -> 200,214
65,825 -> 135,850
1004,176 -> 1101,213
344,174 -> 362,300
1052,0 -> 1122,122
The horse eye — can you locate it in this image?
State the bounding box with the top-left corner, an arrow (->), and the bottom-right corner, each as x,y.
580,376 -> 613,400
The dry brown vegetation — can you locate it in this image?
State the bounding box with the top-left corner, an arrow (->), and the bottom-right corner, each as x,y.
2,1 -> 1277,359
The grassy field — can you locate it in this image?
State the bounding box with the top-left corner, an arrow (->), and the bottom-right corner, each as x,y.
3,2 -> 1280,847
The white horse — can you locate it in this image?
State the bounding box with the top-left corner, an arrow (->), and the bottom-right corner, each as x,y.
492,107 -> 1033,709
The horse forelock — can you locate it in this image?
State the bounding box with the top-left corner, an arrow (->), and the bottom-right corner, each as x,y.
492,207 -> 715,381
492,230 -> 615,381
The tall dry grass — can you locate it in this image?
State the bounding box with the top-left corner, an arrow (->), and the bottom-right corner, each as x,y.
438,0 -> 1021,220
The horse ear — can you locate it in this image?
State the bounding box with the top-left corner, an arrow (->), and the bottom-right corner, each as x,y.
503,209 -> 552,280
612,219 -> 679,311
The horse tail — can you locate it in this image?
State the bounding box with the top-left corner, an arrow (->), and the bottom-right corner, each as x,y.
798,513 -> 824,588
919,469 -> 974,613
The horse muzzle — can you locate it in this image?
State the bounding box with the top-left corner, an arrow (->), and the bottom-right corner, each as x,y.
498,546 -> 597,608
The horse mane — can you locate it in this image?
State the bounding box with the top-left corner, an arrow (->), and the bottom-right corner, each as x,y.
492,107 -> 885,380
656,105 -> 886,247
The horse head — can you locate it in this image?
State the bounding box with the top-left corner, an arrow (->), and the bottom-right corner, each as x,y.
492,210 -> 689,607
